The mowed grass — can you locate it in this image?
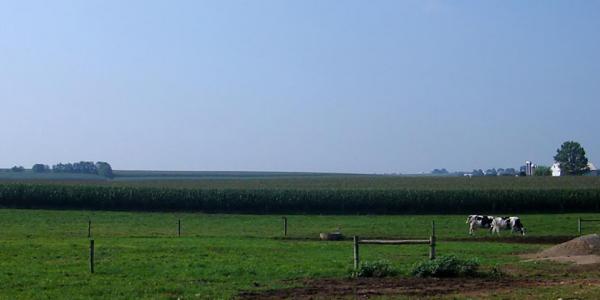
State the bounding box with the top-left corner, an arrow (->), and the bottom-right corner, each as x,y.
1,209 -> 600,299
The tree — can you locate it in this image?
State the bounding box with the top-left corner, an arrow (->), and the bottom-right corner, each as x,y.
534,165 -> 551,176
485,168 -> 498,176
554,141 -> 590,175
471,169 -> 484,177
52,163 -> 74,173
95,162 -> 114,178
32,164 -> 50,173
11,166 -> 25,172
431,168 -> 449,175
498,168 -> 517,176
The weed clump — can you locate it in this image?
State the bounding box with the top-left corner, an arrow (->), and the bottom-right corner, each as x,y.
351,260 -> 397,278
411,255 -> 479,278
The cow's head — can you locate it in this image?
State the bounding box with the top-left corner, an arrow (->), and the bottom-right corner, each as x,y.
466,215 -> 475,224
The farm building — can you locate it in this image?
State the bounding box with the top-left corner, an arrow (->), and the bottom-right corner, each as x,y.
551,162 -> 598,176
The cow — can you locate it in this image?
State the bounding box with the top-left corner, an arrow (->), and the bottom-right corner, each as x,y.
491,216 -> 526,236
466,215 -> 495,235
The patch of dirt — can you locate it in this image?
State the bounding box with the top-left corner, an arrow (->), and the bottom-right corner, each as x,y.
567,262 -> 600,273
275,235 -> 575,244
529,255 -> 600,265
237,277 -> 595,299
524,234 -> 600,265
450,235 -> 576,244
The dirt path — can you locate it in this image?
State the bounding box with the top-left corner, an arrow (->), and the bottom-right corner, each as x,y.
238,277 -> 597,299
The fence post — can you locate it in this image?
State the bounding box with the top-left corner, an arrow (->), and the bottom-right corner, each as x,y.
282,217 -> 288,237
89,239 -> 95,274
578,218 -> 582,235
353,236 -> 360,269
429,220 -> 436,260
178,219 -> 181,237
88,220 -> 91,238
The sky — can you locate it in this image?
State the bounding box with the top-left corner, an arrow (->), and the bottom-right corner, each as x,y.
1,1 -> 599,174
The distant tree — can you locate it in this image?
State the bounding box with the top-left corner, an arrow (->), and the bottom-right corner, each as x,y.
472,169 -> 484,177
534,165 -> 551,176
431,168 -> 449,175
72,161 -> 97,173
11,166 -> 25,172
95,162 -> 114,178
32,164 -> 50,173
53,161 -> 96,174
499,168 -> 517,176
554,141 -> 590,175
52,163 -> 74,173
50,161 -> 113,178
484,168 -> 497,176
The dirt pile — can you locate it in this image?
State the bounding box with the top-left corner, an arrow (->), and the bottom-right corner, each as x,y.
525,234 -> 600,265
538,234 -> 600,257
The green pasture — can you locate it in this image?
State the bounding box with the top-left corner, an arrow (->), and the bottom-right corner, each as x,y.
2,209 -> 600,299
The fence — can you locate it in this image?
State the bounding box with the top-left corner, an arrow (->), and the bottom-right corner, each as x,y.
353,221 -> 437,269
578,218 -> 600,235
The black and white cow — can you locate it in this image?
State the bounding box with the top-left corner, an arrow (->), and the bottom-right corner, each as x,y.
491,216 -> 526,236
466,215 -> 495,235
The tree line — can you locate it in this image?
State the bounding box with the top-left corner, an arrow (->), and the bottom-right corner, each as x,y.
431,141 -> 593,177
9,161 -> 114,178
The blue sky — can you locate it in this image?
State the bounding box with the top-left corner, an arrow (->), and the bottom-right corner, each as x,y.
1,1 -> 599,173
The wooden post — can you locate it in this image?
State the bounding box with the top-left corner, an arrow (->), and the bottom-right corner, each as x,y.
429,220 -> 436,260
178,219 -> 181,237
282,217 -> 288,237
353,236 -> 360,269
89,239 -> 95,274
88,220 -> 91,238
578,218 -> 582,235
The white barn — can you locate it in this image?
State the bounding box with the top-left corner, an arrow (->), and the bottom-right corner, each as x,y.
551,162 -> 597,176
551,163 -> 561,176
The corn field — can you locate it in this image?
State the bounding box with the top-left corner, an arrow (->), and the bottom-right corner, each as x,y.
1,179 -> 600,213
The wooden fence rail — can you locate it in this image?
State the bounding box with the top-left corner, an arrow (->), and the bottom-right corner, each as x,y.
578,218 -> 600,235
353,221 -> 437,269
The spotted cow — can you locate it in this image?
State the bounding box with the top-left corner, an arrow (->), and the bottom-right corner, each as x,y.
466,215 -> 495,235
491,216 -> 526,236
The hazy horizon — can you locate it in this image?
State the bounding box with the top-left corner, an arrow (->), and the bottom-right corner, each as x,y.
2,1 -> 599,174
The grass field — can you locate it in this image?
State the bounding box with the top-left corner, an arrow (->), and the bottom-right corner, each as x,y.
2,209 -> 600,299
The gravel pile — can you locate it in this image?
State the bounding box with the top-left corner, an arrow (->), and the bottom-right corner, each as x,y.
538,234 -> 600,257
